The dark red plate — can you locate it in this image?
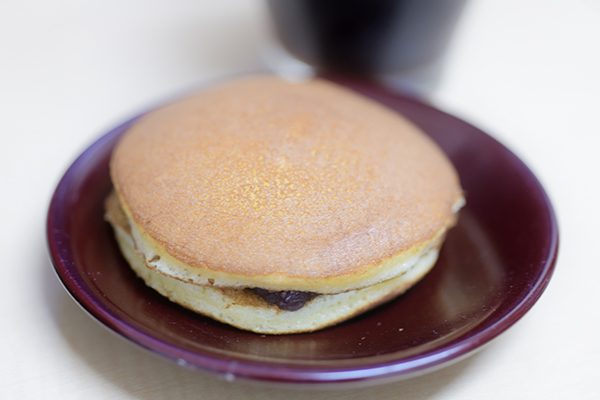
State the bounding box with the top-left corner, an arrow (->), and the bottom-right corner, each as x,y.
47,79 -> 558,388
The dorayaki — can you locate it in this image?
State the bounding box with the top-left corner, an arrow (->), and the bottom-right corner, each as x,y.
105,76 -> 464,334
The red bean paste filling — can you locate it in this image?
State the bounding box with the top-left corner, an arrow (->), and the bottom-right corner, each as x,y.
250,288 -> 318,311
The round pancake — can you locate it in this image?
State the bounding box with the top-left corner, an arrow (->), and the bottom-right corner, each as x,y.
110,75 -> 463,292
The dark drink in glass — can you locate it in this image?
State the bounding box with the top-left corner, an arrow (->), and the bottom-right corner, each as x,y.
267,0 -> 467,75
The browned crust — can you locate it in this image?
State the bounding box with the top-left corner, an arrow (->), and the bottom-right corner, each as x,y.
110,75 -> 463,281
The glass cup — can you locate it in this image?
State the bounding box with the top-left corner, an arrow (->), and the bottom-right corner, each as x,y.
265,0 -> 467,96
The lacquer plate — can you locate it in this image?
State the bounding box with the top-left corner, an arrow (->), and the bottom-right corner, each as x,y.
47,78 -> 558,388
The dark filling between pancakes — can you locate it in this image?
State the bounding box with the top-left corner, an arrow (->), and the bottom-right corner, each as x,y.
251,288 -> 318,311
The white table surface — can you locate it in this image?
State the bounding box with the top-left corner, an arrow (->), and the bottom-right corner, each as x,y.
2,1 -> 599,398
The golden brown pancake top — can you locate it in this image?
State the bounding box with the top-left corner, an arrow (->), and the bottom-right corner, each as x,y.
110,76 -> 462,280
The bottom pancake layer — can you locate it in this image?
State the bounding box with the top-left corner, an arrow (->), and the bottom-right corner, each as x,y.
112,222 -> 440,334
